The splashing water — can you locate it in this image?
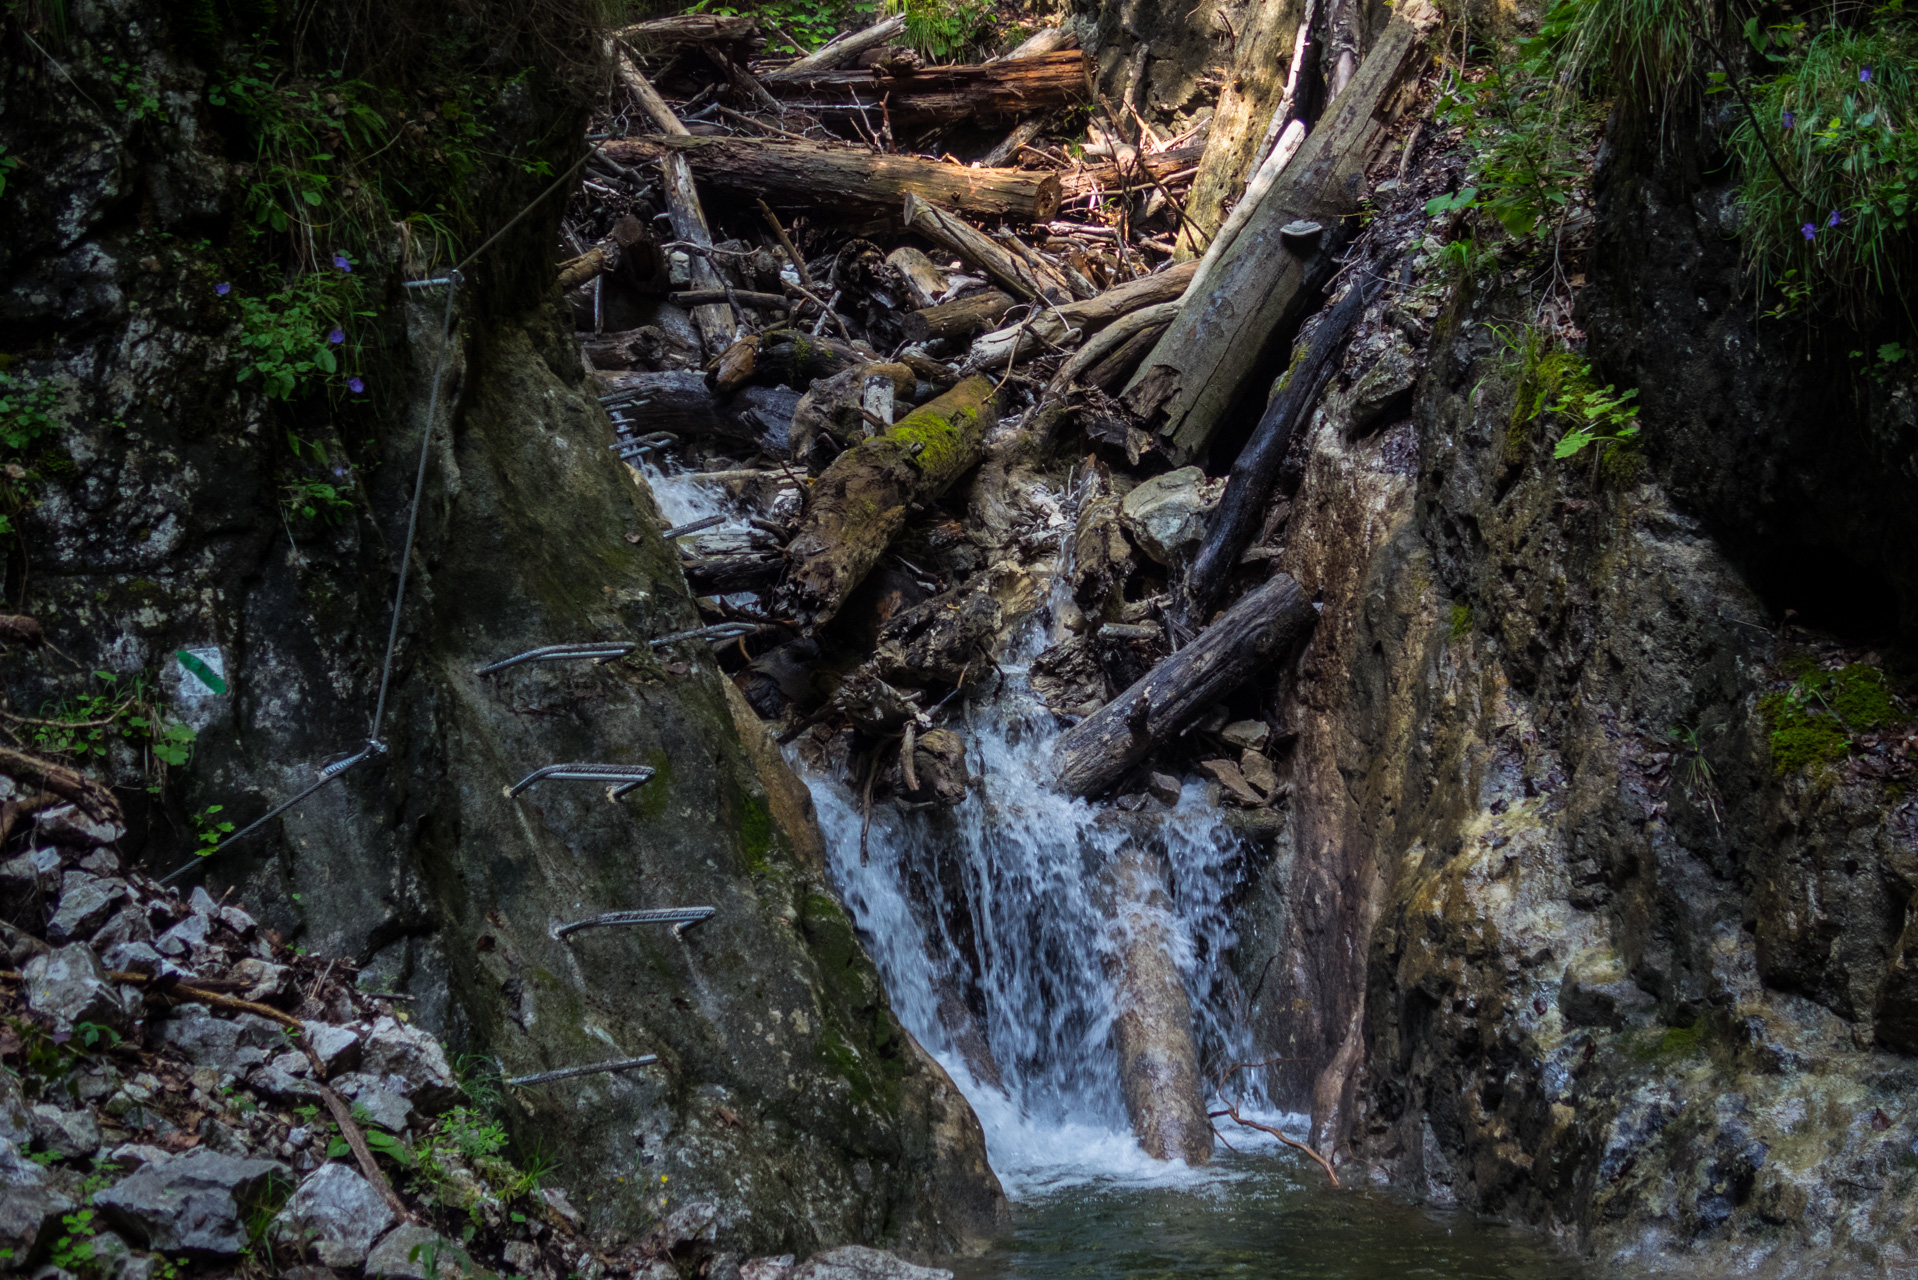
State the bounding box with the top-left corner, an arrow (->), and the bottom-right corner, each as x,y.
800,589 -> 1270,1196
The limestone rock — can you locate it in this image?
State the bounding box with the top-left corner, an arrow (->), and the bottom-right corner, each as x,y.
301,1022 -> 362,1075
0,1070 -> 31,1146
29,1104 -> 102,1160
1117,466 -> 1223,565
1346,331 -> 1420,433
100,941 -> 162,975
1239,750 -> 1278,797
1147,772 -> 1183,806
358,1017 -> 457,1115
94,1149 -> 292,1255
273,1162 -> 397,1268
330,1073 -> 414,1132
148,1006 -> 285,1075
1220,719 -> 1268,750
365,1223 -> 460,1278
36,804 -> 125,847
23,943 -> 134,1033
48,870 -> 128,943
791,1245 -> 953,1280
1197,759 -> 1264,807
0,847 -> 62,899
0,1137 -> 76,1261
742,1257 -> 797,1280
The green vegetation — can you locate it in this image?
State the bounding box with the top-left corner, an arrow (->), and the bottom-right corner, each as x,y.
889,0 -> 990,59
691,0 -> 875,55
1447,602 -> 1474,640
191,803 -> 235,856
1730,24 -> 1918,326
1758,657 -> 1908,774
1667,722 -> 1726,826
29,670 -> 197,786
1496,326 -> 1643,474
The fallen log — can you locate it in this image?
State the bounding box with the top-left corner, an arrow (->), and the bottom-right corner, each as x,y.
685,551 -> 785,594
980,116 -> 1050,168
761,13 -> 907,79
903,195 -> 1074,304
557,214 -> 647,293
1123,0 -> 1439,466
760,52 -> 1092,126
885,247 -> 948,309
1181,281 -> 1372,622
616,13 -> 759,51
603,136 -> 1061,223
1057,142 -> 1207,201
615,56 -> 736,360
671,289 -> 791,310
777,375 -> 999,630
1047,301 -> 1180,394
996,26 -> 1077,61
600,370 -> 800,453
1106,844 -> 1213,1165
901,289 -> 1016,344
708,329 -> 858,397
967,260 -> 1196,367
1054,573 -> 1316,797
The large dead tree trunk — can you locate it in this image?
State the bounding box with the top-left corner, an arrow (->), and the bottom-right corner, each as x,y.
604,136 -> 1061,223
1054,574 -> 1316,797
1178,0 -> 1312,253
1106,844 -> 1213,1165
1181,280 -> 1372,622
777,376 -> 999,630
615,55 -> 736,360
1123,0 -> 1439,466
761,51 -> 1092,126
901,290 -> 1016,344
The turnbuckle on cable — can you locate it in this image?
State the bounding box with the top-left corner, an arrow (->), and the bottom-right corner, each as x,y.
504,762 -> 655,800
552,907 -> 716,940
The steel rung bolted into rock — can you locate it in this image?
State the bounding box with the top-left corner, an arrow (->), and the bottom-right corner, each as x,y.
650,622 -> 757,647
553,907 -> 716,940
506,1055 -> 659,1088
663,514 -> 727,539
504,763 -> 656,800
474,642 -> 636,676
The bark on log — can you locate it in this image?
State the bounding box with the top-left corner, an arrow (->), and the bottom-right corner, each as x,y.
558,214 -> 649,293
614,56 -> 736,360
1182,283 -> 1369,622
760,52 -> 1092,126
996,26 -> 1077,61
604,136 -> 1061,222
616,14 -> 759,51
600,370 -> 800,453
777,376 -> 999,629
1106,844 -> 1213,1165
1053,573 -> 1316,797
885,247 -> 948,308
685,551 -> 785,593
967,260 -> 1196,367
762,13 -> 907,79
708,329 -> 858,397
1084,323 -> 1165,392
1179,0 -> 1310,251
980,116 -> 1050,169
901,289 -> 1016,344
1124,0 -> 1440,465
903,196 -> 1074,304
1047,301 -> 1180,393
1058,142 -> 1206,201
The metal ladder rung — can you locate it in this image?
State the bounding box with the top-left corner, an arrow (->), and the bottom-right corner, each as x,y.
506,1055 -> 658,1087
553,907 -> 716,940
505,763 -> 656,800
475,642 -> 635,676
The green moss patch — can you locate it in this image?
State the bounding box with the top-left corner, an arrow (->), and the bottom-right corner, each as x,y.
1758,660 -> 1909,775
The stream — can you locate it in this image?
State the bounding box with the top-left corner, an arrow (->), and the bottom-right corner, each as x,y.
651,466 -> 1598,1279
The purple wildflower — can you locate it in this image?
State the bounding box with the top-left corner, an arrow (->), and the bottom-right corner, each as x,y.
1828,209 -> 1841,228
333,253 -> 353,272
1861,67 -> 1873,83
1801,222 -> 1818,241
347,376 -> 365,393
328,327 -> 345,344
1781,110 -> 1795,130
215,282 -> 231,295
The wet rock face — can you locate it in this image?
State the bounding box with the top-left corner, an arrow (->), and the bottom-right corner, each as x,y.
1231,229 -> 1918,1269
1,6 -> 999,1258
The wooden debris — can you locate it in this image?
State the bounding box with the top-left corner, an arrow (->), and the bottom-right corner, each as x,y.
901,289 -> 1016,344
1124,0 -> 1441,465
778,376 -> 999,630
969,260 -> 1196,367
1054,574 -> 1317,797
761,13 -> 908,80
903,195 -> 1076,305
759,51 -> 1092,125
615,13 -> 759,52
604,136 -> 1062,222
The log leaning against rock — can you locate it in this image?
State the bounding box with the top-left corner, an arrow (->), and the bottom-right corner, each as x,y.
1123,0 -> 1440,466
603,137 -> 1062,223
1054,574 -> 1317,797
778,376 -> 999,630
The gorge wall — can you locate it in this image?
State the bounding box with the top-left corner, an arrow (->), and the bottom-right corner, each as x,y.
0,0 -> 1002,1256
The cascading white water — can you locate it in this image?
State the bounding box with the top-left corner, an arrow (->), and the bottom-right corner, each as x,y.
641,463 -> 1298,1194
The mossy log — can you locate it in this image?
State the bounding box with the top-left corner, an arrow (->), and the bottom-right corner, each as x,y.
777,376 -> 999,630
604,136 -> 1062,222
1123,0 -> 1440,466
761,51 -> 1091,126
709,329 -> 858,397
1054,574 -> 1316,797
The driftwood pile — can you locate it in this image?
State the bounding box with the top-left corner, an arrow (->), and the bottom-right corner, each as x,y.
562,0 -> 1443,812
